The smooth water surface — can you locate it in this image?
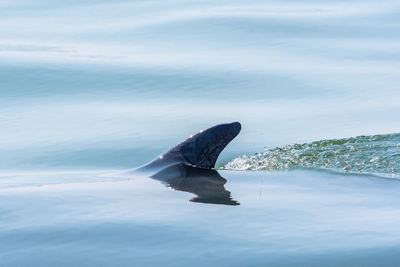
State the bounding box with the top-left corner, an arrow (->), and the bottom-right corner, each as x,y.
1,1 -> 400,266
1,0 -> 400,171
2,170 -> 400,266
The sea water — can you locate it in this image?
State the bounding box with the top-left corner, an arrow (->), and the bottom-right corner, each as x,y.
1,0 -> 400,266
3,170 -> 400,266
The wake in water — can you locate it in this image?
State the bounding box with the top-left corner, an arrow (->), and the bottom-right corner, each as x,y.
224,133 -> 400,176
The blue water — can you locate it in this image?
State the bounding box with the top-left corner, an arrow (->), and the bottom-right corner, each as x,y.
3,170 -> 400,266
1,0 -> 400,172
1,0 -> 400,265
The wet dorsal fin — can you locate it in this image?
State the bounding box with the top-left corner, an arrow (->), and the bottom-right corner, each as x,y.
170,122 -> 241,169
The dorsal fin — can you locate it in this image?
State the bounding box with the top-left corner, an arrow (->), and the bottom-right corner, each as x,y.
135,122 -> 241,172
170,122 -> 241,169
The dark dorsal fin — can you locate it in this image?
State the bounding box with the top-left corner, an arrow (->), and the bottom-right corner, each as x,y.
169,122 -> 241,169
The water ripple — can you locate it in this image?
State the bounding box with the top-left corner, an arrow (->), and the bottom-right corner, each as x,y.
224,133 -> 400,176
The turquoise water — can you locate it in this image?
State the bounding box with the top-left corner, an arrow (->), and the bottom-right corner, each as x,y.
1,0 -> 400,266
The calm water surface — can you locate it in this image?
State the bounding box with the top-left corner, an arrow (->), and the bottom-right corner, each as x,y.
1,0 -> 400,265
1,0 -> 400,171
2,170 -> 400,266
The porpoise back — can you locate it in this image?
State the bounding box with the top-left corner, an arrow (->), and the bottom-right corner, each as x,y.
136,122 -> 241,172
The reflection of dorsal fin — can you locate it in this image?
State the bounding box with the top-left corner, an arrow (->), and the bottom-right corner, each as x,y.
131,122 -> 241,205
169,122 -> 241,169
151,164 -> 240,206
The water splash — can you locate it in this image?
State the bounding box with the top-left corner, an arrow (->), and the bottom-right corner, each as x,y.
224,133 -> 400,176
